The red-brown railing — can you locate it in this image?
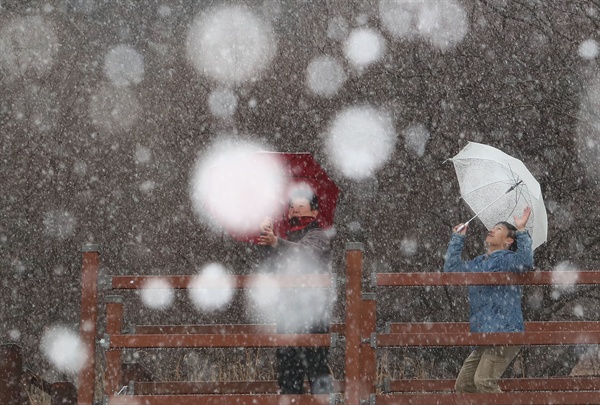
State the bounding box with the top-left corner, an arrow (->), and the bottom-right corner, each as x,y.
78,243 -> 348,405
368,266 -> 600,404
78,244 -> 100,405
77,243 -> 600,404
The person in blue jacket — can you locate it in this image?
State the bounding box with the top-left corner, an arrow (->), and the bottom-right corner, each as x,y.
444,206 -> 534,393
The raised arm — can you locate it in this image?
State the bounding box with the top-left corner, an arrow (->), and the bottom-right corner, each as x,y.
505,206 -> 534,273
443,223 -> 469,273
257,220 -> 331,256
503,230 -> 534,273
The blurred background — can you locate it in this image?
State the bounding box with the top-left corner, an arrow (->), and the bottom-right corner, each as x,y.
1,0 -> 600,397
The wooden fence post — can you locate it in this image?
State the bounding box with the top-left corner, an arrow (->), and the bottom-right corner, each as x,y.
359,293 -> 377,400
105,296 -> 124,395
0,344 -> 28,405
78,244 -> 101,405
345,242 -> 364,405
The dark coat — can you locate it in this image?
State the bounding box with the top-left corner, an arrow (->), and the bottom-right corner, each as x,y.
269,221 -> 333,334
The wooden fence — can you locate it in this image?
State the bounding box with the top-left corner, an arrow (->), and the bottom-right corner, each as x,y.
74,243 -> 600,404
371,270 -> 600,404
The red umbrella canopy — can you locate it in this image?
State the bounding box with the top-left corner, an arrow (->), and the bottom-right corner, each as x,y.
240,152 -> 340,242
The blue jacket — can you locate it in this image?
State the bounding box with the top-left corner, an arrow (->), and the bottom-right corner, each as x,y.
443,231 -> 534,333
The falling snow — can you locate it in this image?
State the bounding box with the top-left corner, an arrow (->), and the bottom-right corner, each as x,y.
188,263 -> 235,311
103,44 -> 145,88
208,88 -> 239,118
40,326 -> 88,374
306,55 -> 347,98
89,85 -> 141,134
343,28 -> 386,70
43,210 -> 76,239
578,39 -> 599,59
186,5 -> 277,85
325,105 -> 397,179
140,278 -> 175,310
379,0 -> 469,50
0,16 -> 60,79
2,1 -> 600,397
403,124 -> 431,157
189,139 -> 287,236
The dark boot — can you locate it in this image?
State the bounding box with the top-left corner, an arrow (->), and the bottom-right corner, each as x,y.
276,347 -> 305,394
305,347 -> 333,394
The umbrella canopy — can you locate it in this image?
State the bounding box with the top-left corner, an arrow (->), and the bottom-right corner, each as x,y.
450,142 -> 547,250
233,151 -> 340,242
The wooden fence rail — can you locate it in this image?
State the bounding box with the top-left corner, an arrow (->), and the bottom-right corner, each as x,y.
74,243 -> 600,404
366,250 -> 600,404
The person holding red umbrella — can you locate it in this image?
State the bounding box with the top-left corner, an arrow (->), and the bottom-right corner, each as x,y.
258,189 -> 334,395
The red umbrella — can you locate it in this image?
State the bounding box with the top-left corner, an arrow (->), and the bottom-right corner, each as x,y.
237,152 -> 340,242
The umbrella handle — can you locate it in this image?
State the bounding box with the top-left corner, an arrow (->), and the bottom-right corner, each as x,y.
456,221 -> 470,233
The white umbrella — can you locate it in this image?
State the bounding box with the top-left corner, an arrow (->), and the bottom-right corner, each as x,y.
449,142 -> 547,250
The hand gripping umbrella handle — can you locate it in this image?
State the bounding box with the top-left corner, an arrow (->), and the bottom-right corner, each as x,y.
456,180 -> 523,233
456,221 -> 470,233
